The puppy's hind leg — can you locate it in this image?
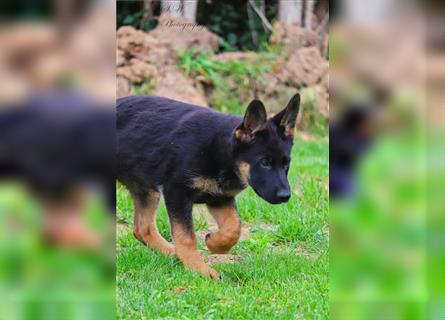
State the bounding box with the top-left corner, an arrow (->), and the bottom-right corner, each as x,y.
132,189 -> 175,255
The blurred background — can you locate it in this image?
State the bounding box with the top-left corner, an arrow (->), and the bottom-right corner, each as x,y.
0,0 -> 115,319
330,0 -> 444,319
116,0 -> 329,133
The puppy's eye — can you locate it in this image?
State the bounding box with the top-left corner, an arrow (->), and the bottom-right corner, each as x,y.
260,157 -> 272,169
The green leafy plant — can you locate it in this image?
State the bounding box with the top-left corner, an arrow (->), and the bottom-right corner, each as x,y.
178,50 -> 273,115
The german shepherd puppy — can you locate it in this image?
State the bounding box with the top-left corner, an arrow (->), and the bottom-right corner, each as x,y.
117,94 -> 300,278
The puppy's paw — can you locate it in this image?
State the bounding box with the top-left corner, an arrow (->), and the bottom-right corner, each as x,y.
192,261 -> 219,279
205,233 -> 232,254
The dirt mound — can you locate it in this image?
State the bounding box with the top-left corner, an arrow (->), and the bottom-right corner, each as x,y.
154,66 -> 208,106
116,15 -> 218,106
277,46 -> 328,86
259,44 -> 329,123
117,58 -> 157,84
117,18 -> 329,124
117,26 -> 177,69
270,21 -> 321,55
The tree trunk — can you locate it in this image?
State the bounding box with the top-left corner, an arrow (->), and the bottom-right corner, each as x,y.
304,0 -> 315,29
183,0 -> 198,22
278,0 -> 302,26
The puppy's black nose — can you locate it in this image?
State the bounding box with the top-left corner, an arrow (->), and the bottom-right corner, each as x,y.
276,190 -> 291,202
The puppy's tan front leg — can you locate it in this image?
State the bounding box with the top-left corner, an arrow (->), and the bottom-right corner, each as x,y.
205,200 -> 241,254
171,222 -> 219,279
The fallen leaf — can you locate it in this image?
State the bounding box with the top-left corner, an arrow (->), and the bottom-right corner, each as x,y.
173,287 -> 187,293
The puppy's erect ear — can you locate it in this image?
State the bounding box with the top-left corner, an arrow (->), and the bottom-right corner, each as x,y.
272,93 -> 300,138
235,100 -> 267,143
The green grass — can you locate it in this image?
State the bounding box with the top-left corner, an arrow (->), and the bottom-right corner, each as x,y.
116,136 -> 329,319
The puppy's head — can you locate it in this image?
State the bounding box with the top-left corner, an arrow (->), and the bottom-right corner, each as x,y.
233,94 -> 300,204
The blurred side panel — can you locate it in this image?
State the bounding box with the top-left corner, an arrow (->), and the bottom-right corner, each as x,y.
425,1 -> 445,318
329,0 -> 443,319
0,1 -> 116,319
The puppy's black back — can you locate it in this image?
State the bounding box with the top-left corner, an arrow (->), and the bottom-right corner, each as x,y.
116,96 -> 241,194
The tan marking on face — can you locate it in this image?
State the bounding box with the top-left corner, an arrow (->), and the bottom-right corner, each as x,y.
171,222 -> 218,279
191,177 -> 222,195
206,203 -> 241,254
133,190 -> 175,255
235,129 -> 243,140
235,128 -> 253,143
237,162 -> 250,187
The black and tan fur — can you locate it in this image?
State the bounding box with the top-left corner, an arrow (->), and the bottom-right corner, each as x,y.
116,94 -> 300,278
